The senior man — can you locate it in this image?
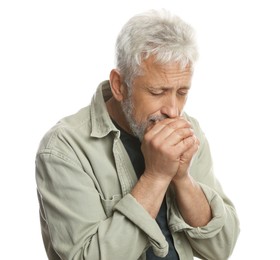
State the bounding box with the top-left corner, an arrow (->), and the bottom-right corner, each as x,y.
36,9 -> 240,260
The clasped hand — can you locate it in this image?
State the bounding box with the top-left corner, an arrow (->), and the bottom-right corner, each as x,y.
141,117 -> 200,183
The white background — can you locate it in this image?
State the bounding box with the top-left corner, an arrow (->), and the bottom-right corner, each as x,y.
1,0 -> 280,259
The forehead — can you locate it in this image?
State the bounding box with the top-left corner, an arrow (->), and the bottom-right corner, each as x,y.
135,56 -> 192,86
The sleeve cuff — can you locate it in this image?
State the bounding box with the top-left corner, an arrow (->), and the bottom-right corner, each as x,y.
169,183 -> 226,239
114,193 -> 169,257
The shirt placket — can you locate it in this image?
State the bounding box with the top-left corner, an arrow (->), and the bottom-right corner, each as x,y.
112,135 -> 138,196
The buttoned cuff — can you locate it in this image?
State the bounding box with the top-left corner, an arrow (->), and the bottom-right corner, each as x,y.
114,193 -> 169,257
169,182 -> 226,239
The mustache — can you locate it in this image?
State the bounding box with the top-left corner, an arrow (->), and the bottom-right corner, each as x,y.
148,114 -> 168,123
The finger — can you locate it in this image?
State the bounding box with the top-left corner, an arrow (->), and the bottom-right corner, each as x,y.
175,135 -> 200,158
163,127 -> 194,146
163,117 -> 192,130
145,117 -> 176,135
179,136 -> 200,162
183,135 -> 200,149
159,117 -> 194,146
146,117 -> 191,139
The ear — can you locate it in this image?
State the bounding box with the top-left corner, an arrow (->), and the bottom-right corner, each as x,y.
109,69 -> 126,102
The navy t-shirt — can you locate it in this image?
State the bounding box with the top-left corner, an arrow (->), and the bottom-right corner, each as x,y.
114,122 -> 179,259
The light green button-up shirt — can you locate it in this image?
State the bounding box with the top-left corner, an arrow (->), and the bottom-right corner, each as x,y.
36,80 -> 240,260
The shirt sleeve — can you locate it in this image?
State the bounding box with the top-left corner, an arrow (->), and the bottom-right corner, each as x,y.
168,115 -> 240,260
36,147 -> 168,260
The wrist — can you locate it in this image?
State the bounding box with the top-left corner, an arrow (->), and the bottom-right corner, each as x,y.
142,170 -> 173,186
131,171 -> 171,219
172,172 -> 196,190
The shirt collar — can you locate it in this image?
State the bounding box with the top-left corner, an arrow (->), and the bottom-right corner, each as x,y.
90,80 -> 120,138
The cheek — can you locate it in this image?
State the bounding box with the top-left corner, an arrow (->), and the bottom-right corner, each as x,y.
133,99 -> 160,121
179,99 -> 187,112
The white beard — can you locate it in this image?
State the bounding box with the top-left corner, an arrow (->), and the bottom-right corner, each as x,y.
121,96 -> 167,141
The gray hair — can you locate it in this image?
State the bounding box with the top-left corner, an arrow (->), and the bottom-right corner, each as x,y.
115,9 -> 199,86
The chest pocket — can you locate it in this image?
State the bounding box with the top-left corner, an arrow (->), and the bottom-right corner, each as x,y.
100,194 -> 122,217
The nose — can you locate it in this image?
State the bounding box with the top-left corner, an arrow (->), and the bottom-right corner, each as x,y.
160,95 -> 180,118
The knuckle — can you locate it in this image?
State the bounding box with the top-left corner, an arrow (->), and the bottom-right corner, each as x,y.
142,134 -> 151,144
167,121 -> 179,130
150,138 -> 159,148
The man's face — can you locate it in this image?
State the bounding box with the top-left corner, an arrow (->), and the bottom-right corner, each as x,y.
121,56 -> 193,140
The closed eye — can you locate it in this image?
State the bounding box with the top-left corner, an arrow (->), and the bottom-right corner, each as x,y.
150,90 -> 164,96
148,87 -> 166,96
177,89 -> 189,96
147,86 -> 189,96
